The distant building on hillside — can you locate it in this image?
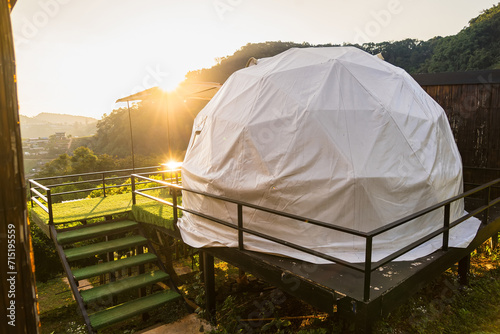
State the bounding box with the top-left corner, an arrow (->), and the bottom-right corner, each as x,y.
54,132 -> 66,140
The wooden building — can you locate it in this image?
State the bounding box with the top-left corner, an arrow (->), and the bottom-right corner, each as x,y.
413,70 -> 500,187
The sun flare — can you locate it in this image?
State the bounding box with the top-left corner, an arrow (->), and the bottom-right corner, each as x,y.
163,160 -> 183,170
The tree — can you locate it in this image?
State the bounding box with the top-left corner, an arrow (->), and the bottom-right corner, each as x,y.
37,153 -> 72,177
70,146 -> 98,174
419,3 -> 500,72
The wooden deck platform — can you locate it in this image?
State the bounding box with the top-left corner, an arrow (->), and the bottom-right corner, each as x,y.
149,213 -> 500,332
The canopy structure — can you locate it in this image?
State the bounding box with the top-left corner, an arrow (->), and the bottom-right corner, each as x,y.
116,81 -> 222,103
178,47 -> 480,263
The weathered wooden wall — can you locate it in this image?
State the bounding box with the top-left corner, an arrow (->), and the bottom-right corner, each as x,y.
413,70 -> 500,186
1,1 -> 39,332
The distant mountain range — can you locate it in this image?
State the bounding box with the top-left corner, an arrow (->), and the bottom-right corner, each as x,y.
20,112 -> 98,139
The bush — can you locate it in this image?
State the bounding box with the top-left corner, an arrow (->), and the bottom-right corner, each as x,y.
30,223 -> 63,283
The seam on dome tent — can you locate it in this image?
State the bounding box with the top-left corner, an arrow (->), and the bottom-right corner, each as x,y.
337,67 -> 358,248
339,62 -> 436,190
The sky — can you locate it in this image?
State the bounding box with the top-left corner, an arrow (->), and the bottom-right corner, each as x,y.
11,0 -> 497,120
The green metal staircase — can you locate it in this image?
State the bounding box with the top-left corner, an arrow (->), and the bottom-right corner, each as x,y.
48,218 -> 186,333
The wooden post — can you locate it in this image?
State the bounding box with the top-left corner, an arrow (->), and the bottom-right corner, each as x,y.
156,232 -> 180,285
0,1 -> 39,332
203,252 -> 216,324
458,254 -> 471,286
492,232 -> 499,250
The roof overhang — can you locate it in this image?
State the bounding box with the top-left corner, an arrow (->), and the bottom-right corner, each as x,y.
116,81 -> 221,103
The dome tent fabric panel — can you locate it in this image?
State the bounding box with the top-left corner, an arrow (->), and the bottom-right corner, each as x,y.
178,47 -> 480,264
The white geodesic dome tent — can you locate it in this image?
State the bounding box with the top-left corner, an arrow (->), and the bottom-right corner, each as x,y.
178,47 -> 480,263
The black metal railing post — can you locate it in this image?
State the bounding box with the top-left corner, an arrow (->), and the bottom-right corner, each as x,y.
172,188 -> 178,224
363,236 -> 373,302
102,172 -> 106,197
131,175 -> 136,205
443,203 -> 450,251
47,188 -> 54,225
237,204 -> 243,250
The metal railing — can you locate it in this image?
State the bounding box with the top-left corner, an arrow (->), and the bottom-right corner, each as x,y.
28,166 -> 167,224
132,173 -> 500,302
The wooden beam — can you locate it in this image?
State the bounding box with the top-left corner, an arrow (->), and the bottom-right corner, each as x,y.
1,0 -> 39,332
9,0 -> 16,11
458,254 -> 471,286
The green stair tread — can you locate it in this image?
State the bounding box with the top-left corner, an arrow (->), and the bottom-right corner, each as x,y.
81,270 -> 169,304
57,220 -> 139,245
72,253 -> 158,280
89,290 -> 181,330
64,235 -> 147,262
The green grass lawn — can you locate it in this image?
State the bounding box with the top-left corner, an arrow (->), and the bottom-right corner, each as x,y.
29,190 -> 178,235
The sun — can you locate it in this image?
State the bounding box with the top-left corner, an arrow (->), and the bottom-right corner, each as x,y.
158,76 -> 184,93
163,160 -> 183,170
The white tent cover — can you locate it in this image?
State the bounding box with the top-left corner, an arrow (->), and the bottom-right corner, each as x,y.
178,47 -> 480,264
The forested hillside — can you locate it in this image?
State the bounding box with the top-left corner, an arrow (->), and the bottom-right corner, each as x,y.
186,3 -> 500,84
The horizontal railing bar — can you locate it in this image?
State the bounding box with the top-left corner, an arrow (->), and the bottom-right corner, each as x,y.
52,188 -> 103,196
46,179 -> 102,188
29,179 -> 50,191
372,197 -> 500,269
450,205 -> 489,227
49,180 -> 168,197
372,226 -> 448,269
46,177 -> 177,189
32,197 -> 48,213
133,174 -> 368,237
136,188 -> 365,271
136,185 -> 169,192
137,175 -> 498,240
135,191 -> 174,207
131,173 -> 500,279
102,184 -> 129,190
238,226 -> 364,271
369,177 -> 500,237
32,166 -> 162,182
175,201 -> 365,271
100,181 -> 152,189
104,175 -> 141,182
136,169 -> 181,176
30,188 -> 47,202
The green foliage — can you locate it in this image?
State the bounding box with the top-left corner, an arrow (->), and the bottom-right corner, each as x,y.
30,223 -> 63,282
93,100 -> 193,160
469,3 -> 500,25
261,317 -> 292,333
297,329 -> 328,334
37,153 -> 72,177
185,3 -> 500,86
51,183 -> 81,203
419,3 -> 500,73
71,146 -> 98,174
36,145 -> 165,179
